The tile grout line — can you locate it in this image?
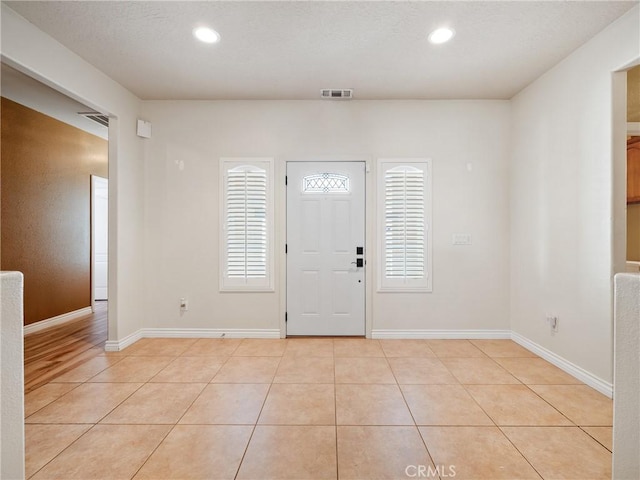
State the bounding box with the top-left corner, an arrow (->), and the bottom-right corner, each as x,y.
25,351 -> 126,411
24,382 -> 84,420
523,383 -> 582,426
384,347 -> 444,478
134,339 -> 245,480
128,423 -> 176,480
454,352 -> 549,480
25,348 -> 147,479
100,346 -> 186,480
92,340 -> 194,479
128,345 -> 213,480
495,425 -> 545,480
577,425 -> 613,453
443,352 -> 547,479
233,341 -> 282,480
25,423 -> 94,480
519,384 -> 614,451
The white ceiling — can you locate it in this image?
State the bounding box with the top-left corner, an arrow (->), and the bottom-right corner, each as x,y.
4,1 -> 637,101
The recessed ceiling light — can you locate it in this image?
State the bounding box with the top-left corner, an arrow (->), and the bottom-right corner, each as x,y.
193,27 -> 220,44
428,27 -> 455,45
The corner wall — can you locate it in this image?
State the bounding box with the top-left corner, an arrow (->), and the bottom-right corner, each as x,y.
510,6 -> 640,386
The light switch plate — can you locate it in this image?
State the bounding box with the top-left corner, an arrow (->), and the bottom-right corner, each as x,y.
452,234 -> 472,245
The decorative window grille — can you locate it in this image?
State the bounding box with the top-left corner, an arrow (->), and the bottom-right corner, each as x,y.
303,173 -> 350,193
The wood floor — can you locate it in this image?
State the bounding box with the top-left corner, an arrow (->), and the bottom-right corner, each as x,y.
24,302 -> 108,393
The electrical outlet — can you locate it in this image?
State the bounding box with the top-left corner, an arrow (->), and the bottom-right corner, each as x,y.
546,315 -> 558,332
180,298 -> 188,312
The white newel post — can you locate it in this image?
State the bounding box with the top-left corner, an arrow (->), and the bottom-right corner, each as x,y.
613,273 -> 640,479
1,271 -> 25,479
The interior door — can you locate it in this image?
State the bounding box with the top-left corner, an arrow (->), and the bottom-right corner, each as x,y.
287,162 -> 365,336
91,175 -> 108,302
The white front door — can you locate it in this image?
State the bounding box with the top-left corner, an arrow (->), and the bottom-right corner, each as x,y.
286,162 -> 365,336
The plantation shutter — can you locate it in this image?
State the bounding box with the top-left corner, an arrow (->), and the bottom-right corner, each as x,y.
227,166 -> 267,279
221,159 -> 273,291
384,166 -> 425,280
379,160 -> 431,292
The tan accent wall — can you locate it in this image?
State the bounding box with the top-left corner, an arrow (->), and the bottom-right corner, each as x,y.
1,97 -> 108,325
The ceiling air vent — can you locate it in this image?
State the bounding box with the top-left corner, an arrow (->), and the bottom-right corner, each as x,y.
78,112 -> 109,127
320,89 -> 353,100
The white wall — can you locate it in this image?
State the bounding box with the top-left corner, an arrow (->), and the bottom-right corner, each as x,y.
1,4 -> 145,342
510,6 -> 640,385
140,100 -> 511,334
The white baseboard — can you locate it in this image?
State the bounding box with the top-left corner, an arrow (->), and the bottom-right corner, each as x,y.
104,328 -> 280,351
104,329 -> 142,352
140,328 -> 281,339
23,307 -> 93,335
511,332 -> 613,398
371,329 -> 512,339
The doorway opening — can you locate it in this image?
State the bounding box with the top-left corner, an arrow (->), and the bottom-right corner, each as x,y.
0,62 -> 111,344
91,175 -> 109,308
625,65 -> 640,272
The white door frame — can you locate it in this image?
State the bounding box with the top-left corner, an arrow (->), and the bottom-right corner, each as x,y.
613,58 -> 640,275
277,157 -> 374,338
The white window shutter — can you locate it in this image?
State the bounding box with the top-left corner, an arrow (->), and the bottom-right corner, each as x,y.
378,159 -> 432,292
226,168 -> 267,279
384,167 -> 425,279
221,159 -> 273,291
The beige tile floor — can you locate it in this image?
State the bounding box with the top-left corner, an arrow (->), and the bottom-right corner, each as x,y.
25,338 -> 613,480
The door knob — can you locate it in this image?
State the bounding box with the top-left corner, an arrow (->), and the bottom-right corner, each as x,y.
351,258 -> 364,268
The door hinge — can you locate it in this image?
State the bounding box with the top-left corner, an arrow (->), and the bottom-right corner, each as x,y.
285,244 -> 288,254
285,175 -> 288,186
285,312 -> 288,323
